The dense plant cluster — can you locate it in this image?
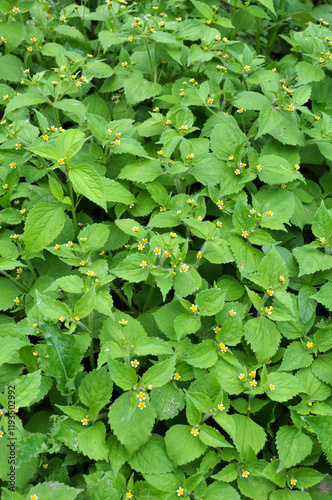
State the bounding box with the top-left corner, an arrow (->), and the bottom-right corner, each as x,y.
1,0 -> 332,498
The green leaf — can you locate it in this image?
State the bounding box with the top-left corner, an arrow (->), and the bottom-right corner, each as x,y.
270,491 -> 311,500
196,288 -> 225,316
54,25 -> 85,41
287,467 -> 327,489
298,285 -> 317,323
38,326 -> 83,395
56,129 -> 86,160
108,391 -> 156,454
0,55 -> 24,82
77,421 -> 109,462
257,155 -> 300,185
312,201 -> 332,239
94,291 -> 114,318
265,372 -> 303,402
11,370 -> 42,407
5,92 -> 48,114
128,434 -> 175,474
312,353 -> 332,385
232,414 -> 266,459
244,317 -> 281,362
54,100 -> 86,124
0,278 -> 21,311
107,357 -> 138,390
184,340 -> 218,369
74,286 -> 96,319
174,268 -> 202,297
279,342 -> 313,371
293,244 -> 332,276
296,62 -> 325,84
0,336 -> 29,365
124,76 -> 162,106
35,291 -> 71,321
211,121 -> 247,161
199,424 -> 233,448
165,424 -> 207,465
26,482 -> 83,500
79,367 -> 113,420
276,426 -> 313,471
258,0 -> 276,14
304,416 -> 332,465
111,253 -> 149,283
24,203 -> 65,256
68,164 -> 107,211
204,482 -> 241,500
232,91 -> 270,110
119,160 -> 162,183
104,178 -> 135,204
174,313 -> 201,340
311,282 -> 332,311
141,357 -> 176,388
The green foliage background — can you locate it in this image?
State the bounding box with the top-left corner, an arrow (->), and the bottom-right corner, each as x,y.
0,0 -> 332,498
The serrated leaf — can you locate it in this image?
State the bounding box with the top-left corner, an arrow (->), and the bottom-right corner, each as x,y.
244,317 -> 281,362
77,421 -> 109,461
276,426 -> 313,471
68,164 -> 107,211
165,424 -> 207,465
24,203 -> 65,256
141,357 -> 175,388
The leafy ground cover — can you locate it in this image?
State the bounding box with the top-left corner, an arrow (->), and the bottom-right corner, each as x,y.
1,0 -> 332,498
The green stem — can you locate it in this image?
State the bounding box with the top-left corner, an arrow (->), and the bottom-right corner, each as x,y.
0,271 -> 29,292
25,259 -> 38,282
174,177 -> 183,194
89,312 -> 95,370
154,42 -> 158,82
266,0 -> 285,56
67,178 -> 79,235
109,282 -> 138,314
256,18 -> 261,54
145,39 -> 154,82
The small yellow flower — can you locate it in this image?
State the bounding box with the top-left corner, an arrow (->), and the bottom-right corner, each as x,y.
279,275 -> 285,282
128,35 -> 133,41
33,351 -> 38,356
174,372 -> 181,380
266,359 -> 271,364
265,307 -> 272,314
80,261 -> 85,266
14,297 -> 20,304
181,125 -> 188,130
244,65 -> 250,72
269,384 -> 275,391
216,221 -> 222,227
131,359 -> 139,368
180,264 -> 188,273
126,493 -> 133,499
114,139 -> 121,146
242,471 -> 250,478
166,119 -> 172,125
138,401 -> 146,410
54,244 -> 61,250
164,251 -> 170,258
219,342 -> 228,352
60,15 -> 66,21
42,464 -> 48,469
81,418 -> 88,425
242,231 -> 248,238
191,428 -> 199,437
59,127 -> 64,133
290,478 -> 297,486
272,68 -> 277,72
249,371 -> 256,378
15,143 -> 22,150
190,304 -> 198,313
240,162 -> 246,168
137,391 -> 145,400
80,237 -> 87,243
176,17 -> 182,21
67,241 -> 73,247
142,238 -> 148,244
196,251 -> 202,259
157,150 -> 163,156
87,270 -> 96,277
51,125 -> 57,132
30,495 -> 38,500
250,379 -> 257,387
234,169 -> 241,175
33,322 -> 38,327
12,6 -> 19,13
267,211 -> 273,216
74,316 -> 80,321
154,247 -> 161,255
0,431 -> 3,438
58,158 -> 65,165
307,341 -> 313,348
239,373 -> 245,380
314,115 -> 320,120
217,200 -> 224,209
1,37 -> 6,43
119,319 -> 128,326
217,403 -> 225,411
267,289 -> 274,296
10,162 -> 16,169
140,261 -> 147,268
170,232 -> 177,238
132,226 -> 139,232
229,309 -> 236,316
287,104 -> 295,111
214,326 -> 221,333
122,61 -> 128,67
138,243 -> 144,250
256,164 -> 262,171
320,237 -> 326,243
13,406 -> 19,413
237,108 -> 245,114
